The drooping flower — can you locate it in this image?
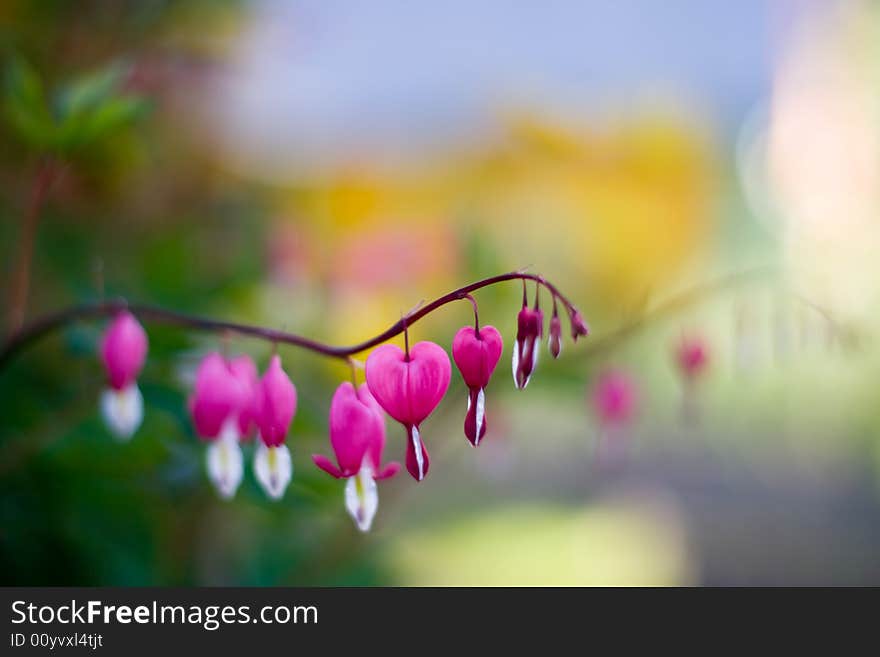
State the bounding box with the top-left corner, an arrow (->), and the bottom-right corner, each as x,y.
228,354 -> 260,439
365,341 -> 450,481
190,353 -> 251,440
592,369 -> 637,426
452,325 -> 503,445
675,334 -> 709,380
99,311 -> 148,441
190,352 -> 256,499
512,291 -> 544,390
312,382 -> 400,531
675,334 -> 710,426
570,310 -> 590,342
548,314 -> 563,359
254,354 -> 297,499
591,368 -> 638,470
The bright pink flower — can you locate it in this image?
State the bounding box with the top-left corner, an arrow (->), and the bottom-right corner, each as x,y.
676,335 -> 709,380
512,305 -> 543,389
452,325 -> 503,445
228,354 -> 260,438
313,382 -> 400,531
256,354 -> 298,447
592,369 -> 637,425
190,352 -> 251,441
99,311 -> 148,440
100,311 -> 147,391
313,382 -> 400,480
365,341 -> 451,481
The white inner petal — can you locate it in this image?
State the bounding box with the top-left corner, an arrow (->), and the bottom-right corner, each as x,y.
511,342 -> 521,386
206,424 -> 244,500
411,425 -> 425,480
254,443 -> 293,500
344,462 -> 378,532
474,387 -> 486,445
100,384 -> 144,441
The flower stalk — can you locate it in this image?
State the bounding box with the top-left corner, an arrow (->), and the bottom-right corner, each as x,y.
0,271 -> 587,368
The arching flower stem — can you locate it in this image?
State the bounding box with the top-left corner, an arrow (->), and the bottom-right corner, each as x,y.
0,270 -> 586,369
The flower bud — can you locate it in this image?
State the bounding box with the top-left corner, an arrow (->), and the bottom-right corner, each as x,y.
548,315 -> 563,359
512,306 -> 543,389
99,311 -> 148,441
570,310 -> 590,341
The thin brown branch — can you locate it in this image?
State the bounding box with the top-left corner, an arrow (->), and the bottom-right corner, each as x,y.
0,271 -> 583,370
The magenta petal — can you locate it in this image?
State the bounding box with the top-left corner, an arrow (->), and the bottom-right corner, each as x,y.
329,381 -> 382,475
452,325 -> 503,389
100,311 -> 148,391
375,461 -> 401,480
191,352 -> 247,440
366,341 -> 450,426
364,344 -> 411,423
256,355 -> 297,447
404,341 -> 451,423
312,454 -> 344,478
229,354 -> 259,438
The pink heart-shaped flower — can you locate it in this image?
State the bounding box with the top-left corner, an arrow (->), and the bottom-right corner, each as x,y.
452,325 -> 503,390
366,341 -> 451,481
313,382 -> 399,480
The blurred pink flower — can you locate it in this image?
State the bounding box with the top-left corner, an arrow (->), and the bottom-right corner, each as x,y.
676,334 -> 709,380
99,311 -> 148,441
100,311 -> 147,391
592,369 -> 637,425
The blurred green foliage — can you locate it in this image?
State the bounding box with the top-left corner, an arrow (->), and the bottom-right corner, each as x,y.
4,54 -> 148,153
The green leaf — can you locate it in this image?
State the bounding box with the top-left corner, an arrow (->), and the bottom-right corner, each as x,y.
57,62 -> 129,119
59,95 -> 149,149
3,54 -> 55,148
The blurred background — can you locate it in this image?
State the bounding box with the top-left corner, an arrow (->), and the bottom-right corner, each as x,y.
2,0 -> 880,586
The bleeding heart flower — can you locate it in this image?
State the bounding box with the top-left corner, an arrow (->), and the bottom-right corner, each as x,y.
676,335 -> 709,380
548,314 -> 563,359
452,325 -> 503,445
190,352 -> 256,499
570,310 -> 590,341
512,305 -> 543,390
254,354 -> 297,499
190,352 -> 251,441
365,341 -> 451,481
99,311 -> 148,441
228,354 -> 260,438
592,369 -> 637,426
313,382 -> 400,531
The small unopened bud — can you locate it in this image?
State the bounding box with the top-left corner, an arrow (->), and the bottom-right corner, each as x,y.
549,315 -> 563,359
512,306 -> 543,389
570,310 -> 589,341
